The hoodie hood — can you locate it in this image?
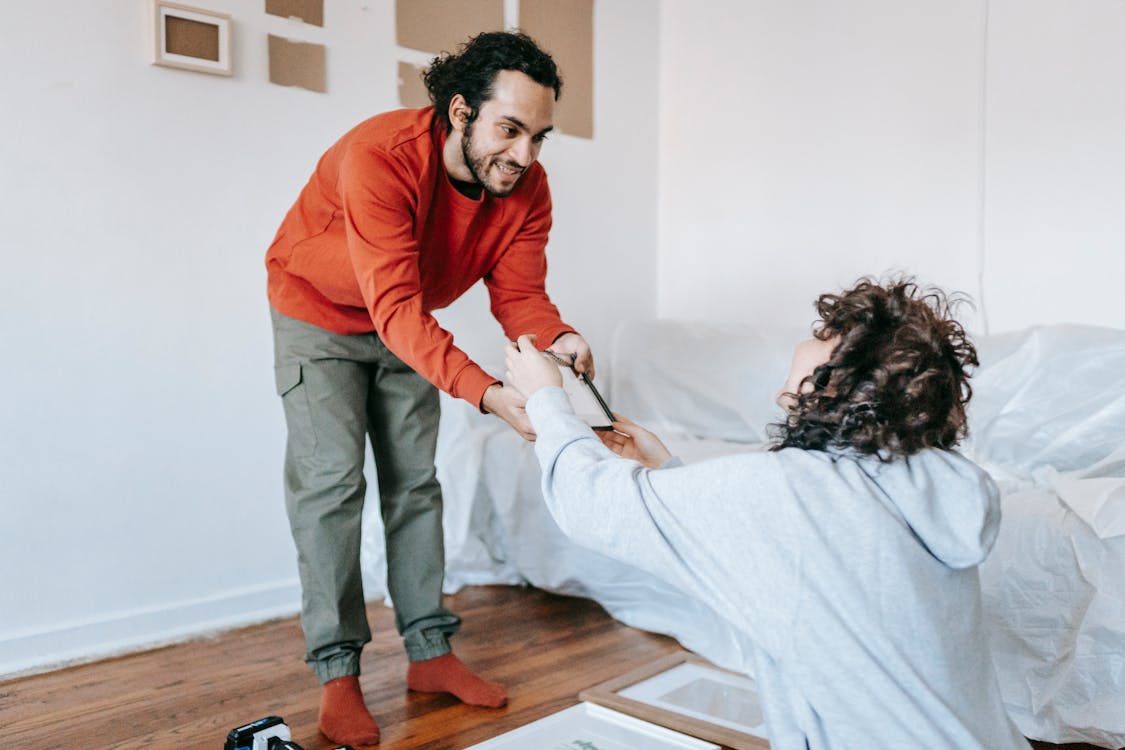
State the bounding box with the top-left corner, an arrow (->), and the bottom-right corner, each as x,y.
865,450 -> 1002,569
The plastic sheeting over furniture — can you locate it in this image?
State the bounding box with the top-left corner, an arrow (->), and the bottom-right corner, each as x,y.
967,326 -> 1125,747
361,321 -> 1124,747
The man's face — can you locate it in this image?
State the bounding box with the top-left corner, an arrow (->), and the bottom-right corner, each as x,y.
776,336 -> 839,409
458,70 -> 555,197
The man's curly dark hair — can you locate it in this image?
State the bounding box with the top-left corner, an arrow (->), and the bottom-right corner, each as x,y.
423,31 -> 562,133
771,278 -> 979,459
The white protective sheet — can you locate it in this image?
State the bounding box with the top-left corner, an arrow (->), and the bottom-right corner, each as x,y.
965,325 -> 1125,747
361,322 -> 1125,747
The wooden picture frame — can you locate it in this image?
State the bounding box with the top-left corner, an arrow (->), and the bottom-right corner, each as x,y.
150,1 -> 232,76
579,652 -> 772,750
464,702 -> 720,750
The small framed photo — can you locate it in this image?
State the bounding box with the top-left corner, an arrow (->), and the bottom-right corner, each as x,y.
464,702 -> 719,750
580,652 -> 771,750
150,1 -> 232,76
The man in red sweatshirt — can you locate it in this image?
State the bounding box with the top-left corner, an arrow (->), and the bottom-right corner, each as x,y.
265,31 -> 591,746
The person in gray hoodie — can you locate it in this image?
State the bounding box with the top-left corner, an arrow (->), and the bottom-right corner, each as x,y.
504,278 -> 1030,749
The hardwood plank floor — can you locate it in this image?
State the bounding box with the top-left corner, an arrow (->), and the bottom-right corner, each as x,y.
0,585 -> 1114,750
0,586 -> 681,750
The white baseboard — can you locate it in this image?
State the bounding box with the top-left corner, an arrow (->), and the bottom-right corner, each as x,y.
0,579 -> 302,679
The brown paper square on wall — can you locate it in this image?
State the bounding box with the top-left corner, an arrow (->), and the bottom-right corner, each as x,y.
165,15 -> 220,62
520,0 -> 594,138
398,61 -> 431,108
265,0 -> 324,26
268,34 -> 327,93
395,0 -> 504,54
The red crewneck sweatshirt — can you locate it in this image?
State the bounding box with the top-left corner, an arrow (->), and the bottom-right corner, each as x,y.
266,107 -> 575,408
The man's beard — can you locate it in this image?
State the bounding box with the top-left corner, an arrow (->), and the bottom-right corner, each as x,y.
461,121 -> 523,198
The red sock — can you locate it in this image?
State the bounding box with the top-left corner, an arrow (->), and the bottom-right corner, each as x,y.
406,652 -> 507,707
318,676 -> 380,746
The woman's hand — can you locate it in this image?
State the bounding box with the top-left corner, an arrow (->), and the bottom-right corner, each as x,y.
505,334 -> 563,398
597,414 -> 673,469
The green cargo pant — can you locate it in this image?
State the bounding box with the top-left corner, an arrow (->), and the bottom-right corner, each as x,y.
270,307 -> 460,683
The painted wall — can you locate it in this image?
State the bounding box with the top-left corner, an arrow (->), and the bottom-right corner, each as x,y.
0,0 -> 658,676
982,0 -> 1125,334
658,0 -> 1125,335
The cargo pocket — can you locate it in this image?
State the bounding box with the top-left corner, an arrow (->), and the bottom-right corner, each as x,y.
275,363 -> 317,458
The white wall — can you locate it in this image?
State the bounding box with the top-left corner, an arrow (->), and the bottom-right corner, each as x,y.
658,0 -> 1125,335
983,0 -> 1125,333
0,0 -> 658,676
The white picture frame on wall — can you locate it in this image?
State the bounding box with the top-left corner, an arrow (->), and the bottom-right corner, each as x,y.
150,1 -> 232,76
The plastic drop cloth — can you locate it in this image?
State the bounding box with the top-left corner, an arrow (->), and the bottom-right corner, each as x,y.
359,321 -> 1125,747
964,325 -> 1125,747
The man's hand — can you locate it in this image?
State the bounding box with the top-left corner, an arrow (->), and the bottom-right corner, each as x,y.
481,382 -> 536,441
549,332 -> 595,379
596,414 -> 673,469
505,334 -> 563,400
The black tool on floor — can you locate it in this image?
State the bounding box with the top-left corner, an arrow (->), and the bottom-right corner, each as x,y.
224,716 -> 291,750
225,716 -> 355,750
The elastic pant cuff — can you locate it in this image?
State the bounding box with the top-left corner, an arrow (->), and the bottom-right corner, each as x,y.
405,631 -> 452,663
310,651 -> 362,684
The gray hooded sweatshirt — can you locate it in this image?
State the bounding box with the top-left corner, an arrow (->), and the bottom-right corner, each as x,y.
526,387 -> 1029,750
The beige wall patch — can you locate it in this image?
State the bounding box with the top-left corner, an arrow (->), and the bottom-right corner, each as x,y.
268,34 -> 327,93
395,0 -> 504,55
520,0 -> 594,139
264,0 -> 324,27
398,61 -> 430,109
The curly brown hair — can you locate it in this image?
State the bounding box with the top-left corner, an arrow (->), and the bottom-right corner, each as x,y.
423,31 -> 562,133
771,278 -> 979,458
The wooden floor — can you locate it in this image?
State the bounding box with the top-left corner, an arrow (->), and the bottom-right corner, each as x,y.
0,585 -> 1114,750
1,586 -> 682,750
